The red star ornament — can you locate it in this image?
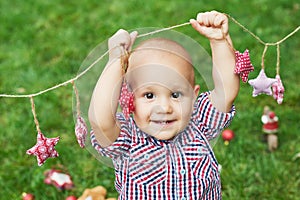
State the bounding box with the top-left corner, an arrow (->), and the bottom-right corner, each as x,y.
75,115 -> 88,148
234,49 -> 254,82
26,132 -> 60,166
272,74 -> 285,104
248,69 -> 277,97
119,81 -> 134,119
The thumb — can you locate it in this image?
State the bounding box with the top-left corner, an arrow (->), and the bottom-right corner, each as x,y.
128,31 -> 138,51
189,19 -> 207,36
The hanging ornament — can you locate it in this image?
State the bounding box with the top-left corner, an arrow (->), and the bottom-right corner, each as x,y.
44,168 -> 74,190
75,115 -> 88,148
118,46 -> 134,120
26,97 -> 60,166
272,44 -> 285,104
248,69 -> 277,97
272,74 -> 284,104
222,129 -> 235,145
22,192 -> 35,200
234,49 -> 254,82
26,132 -> 60,166
119,81 -> 134,120
72,81 -> 88,148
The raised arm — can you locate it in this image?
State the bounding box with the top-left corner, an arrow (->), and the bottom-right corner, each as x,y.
88,29 -> 137,147
190,11 -> 240,112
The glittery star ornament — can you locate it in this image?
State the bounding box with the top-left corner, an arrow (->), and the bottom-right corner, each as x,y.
272,74 -> 285,104
119,81 -> 134,119
248,69 -> 277,97
234,49 -> 254,82
26,132 -> 60,166
75,115 -> 88,148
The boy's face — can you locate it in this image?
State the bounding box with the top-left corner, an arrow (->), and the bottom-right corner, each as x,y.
127,50 -> 200,140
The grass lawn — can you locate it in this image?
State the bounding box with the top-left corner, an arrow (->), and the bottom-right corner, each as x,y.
0,0 -> 299,199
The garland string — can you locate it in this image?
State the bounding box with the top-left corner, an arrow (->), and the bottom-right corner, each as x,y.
0,49 -> 110,98
261,45 -> 269,69
226,14 -> 300,46
30,96 -> 41,133
71,81 -> 81,116
136,22 -> 191,38
0,15 -> 299,99
276,44 -> 280,75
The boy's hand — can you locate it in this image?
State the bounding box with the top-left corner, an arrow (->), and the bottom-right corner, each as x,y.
190,11 -> 228,41
108,29 -> 138,61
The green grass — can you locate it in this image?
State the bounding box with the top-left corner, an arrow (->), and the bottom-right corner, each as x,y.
0,0 -> 299,199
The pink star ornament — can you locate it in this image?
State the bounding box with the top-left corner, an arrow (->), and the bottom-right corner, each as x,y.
248,69 -> 277,97
26,132 -> 60,166
272,74 -> 285,104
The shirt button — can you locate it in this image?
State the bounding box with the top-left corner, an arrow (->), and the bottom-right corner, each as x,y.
144,154 -> 150,159
181,197 -> 186,200
180,169 -> 186,175
197,147 -> 203,153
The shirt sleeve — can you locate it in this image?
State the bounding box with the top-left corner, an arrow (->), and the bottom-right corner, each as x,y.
192,91 -> 236,141
90,113 -> 132,159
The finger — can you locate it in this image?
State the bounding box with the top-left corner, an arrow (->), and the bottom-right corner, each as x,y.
196,13 -> 208,26
190,19 -> 201,31
189,19 -> 197,26
197,11 -> 218,27
213,13 -> 228,35
110,29 -> 129,45
128,31 -> 138,51
190,18 -> 208,35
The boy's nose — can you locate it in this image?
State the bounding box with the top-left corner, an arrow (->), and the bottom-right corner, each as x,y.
156,98 -> 173,114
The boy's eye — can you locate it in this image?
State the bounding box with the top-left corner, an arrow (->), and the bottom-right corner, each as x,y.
144,92 -> 155,99
171,92 -> 182,99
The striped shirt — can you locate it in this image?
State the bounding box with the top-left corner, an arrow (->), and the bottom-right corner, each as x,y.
91,92 -> 235,199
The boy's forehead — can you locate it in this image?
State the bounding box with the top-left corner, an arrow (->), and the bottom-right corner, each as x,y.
131,38 -> 192,60
128,49 -> 194,86
126,64 -> 192,91
129,45 -> 191,65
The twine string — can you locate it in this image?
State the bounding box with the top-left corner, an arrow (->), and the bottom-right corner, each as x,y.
226,14 -> 300,46
272,25 -> 300,45
226,14 -> 267,45
30,96 -> 41,133
121,45 -> 130,74
0,15 -> 299,98
0,49 -> 110,98
221,25 -> 236,55
261,45 -> 269,69
136,22 -> 191,38
276,44 -> 280,75
71,81 -> 81,116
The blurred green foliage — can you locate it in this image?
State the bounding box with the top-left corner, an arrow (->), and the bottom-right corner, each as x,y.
0,0 -> 299,199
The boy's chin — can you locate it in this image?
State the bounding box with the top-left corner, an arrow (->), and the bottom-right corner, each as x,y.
148,131 -> 180,141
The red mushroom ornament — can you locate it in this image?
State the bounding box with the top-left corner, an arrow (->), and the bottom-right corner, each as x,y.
66,196 -> 77,200
22,193 -> 35,200
222,129 -> 235,145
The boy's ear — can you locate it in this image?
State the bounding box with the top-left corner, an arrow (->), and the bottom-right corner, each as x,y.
193,85 -> 200,100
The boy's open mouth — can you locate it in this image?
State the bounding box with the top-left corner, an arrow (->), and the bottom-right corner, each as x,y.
151,120 -> 176,125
